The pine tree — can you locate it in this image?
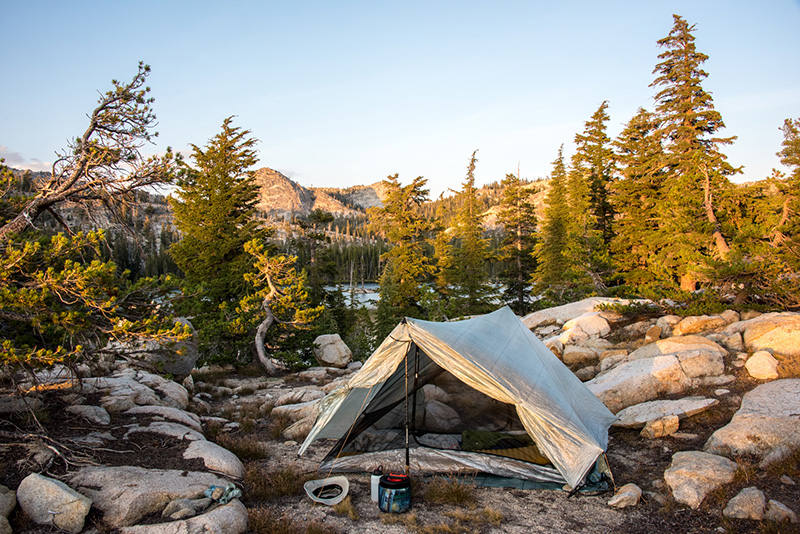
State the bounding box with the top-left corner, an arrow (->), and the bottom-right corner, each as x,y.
368,174 -> 434,337
568,101 -> 616,289
650,15 -> 738,290
169,117 -> 267,360
436,151 -> 496,316
170,117 -> 264,304
611,108 -> 668,286
532,147 -> 575,300
497,170 -> 537,314
776,117 -> 800,268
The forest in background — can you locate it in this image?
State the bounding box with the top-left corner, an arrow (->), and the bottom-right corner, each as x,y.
2,15 -> 799,376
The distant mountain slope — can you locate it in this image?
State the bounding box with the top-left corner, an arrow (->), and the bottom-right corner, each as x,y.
252,168 -> 385,219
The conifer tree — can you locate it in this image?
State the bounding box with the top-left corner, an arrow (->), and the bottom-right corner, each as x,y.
650,15 -> 737,290
368,174 -> 434,336
568,101 -> 616,289
436,151 -> 496,316
169,117 -> 266,360
611,108 -> 668,286
170,117 -> 263,304
775,117 -> 800,268
532,147 -> 575,300
497,170 -> 537,314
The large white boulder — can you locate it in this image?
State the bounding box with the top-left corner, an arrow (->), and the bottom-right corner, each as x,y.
559,313 -> 611,343
599,335 -> 726,373
125,405 -> 203,432
182,440 -> 245,479
586,356 -> 689,413
743,314 -> 800,356
705,379 -> 800,458
17,473 -> 92,534
745,351 -> 780,380
663,451 -> 737,509
522,297 -> 641,329
614,397 -> 719,429
313,334 -> 353,368
274,387 -> 326,407
421,399 -> 461,432
70,466 -> 231,528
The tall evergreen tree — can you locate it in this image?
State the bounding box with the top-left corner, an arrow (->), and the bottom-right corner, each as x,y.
436,151 -> 496,316
368,174 -> 434,337
611,108 -> 668,286
497,170 -> 537,314
170,117 -> 263,304
775,117 -> 800,268
169,117 -> 266,360
532,147 -> 575,299
650,15 -> 738,290
568,101 -> 616,289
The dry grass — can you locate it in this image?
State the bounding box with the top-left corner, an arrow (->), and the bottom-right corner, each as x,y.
244,463 -> 311,501
421,476 -> 476,506
213,433 -> 267,460
248,506 -> 337,534
332,496 -> 359,520
269,413 -> 293,439
381,511 -> 419,528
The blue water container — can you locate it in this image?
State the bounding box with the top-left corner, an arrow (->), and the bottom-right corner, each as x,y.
378,473 -> 412,513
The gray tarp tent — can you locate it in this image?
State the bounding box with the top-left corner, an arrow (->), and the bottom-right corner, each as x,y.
299,306 -> 616,490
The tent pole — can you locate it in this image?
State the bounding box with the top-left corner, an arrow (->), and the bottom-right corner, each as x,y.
404,345 -> 410,474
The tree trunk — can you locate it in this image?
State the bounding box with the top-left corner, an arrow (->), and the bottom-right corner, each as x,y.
702,166 -> 730,258
254,299 -> 278,375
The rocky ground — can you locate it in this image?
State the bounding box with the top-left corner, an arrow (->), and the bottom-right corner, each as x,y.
2,301 -> 800,533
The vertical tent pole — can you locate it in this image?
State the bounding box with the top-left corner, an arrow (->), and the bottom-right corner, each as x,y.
404,343 -> 410,474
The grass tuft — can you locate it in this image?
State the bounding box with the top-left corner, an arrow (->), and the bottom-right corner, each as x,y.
244,463 -> 310,500
213,433 -> 267,460
248,506 -> 337,534
332,496 -> 359,520
422,476 -> 476,506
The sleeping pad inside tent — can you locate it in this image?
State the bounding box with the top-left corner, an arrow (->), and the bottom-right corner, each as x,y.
298,306 -> 617,491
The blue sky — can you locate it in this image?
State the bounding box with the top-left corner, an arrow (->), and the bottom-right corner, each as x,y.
1,1 -> 798,196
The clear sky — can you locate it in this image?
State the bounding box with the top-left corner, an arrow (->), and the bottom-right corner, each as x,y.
1,1 -> 798,196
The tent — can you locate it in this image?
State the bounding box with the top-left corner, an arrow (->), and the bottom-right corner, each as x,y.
299,306 -> 616,490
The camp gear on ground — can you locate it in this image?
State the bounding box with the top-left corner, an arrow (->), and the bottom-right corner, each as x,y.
303,476 -> 350,506
371,466 -> 383,502
378,473 -> 411,513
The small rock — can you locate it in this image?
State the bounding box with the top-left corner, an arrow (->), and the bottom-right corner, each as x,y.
673,315 -> 727,336
0,485 -> 16,518
347,361 -> 363,371
641,415 -> 679,439
723,332 -> 745,352
664,451 -> 737,509
720,310 -> 740,325
17,473 -> 92,534
645,325 -> 662,344
765,500 -> 798,523
723,487 -> 765,520
780,475 -> 795,486
745,351 -> 779,380
607,483 -> 642,508
183,439 -> 245,479
162,498 -> 196,520
714,389 -> 730,396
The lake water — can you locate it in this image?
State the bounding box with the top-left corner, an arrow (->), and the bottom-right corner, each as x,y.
325,283 -> 380,309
